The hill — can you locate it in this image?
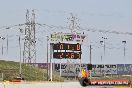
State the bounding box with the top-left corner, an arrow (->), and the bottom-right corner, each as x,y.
0,60 -> 64,81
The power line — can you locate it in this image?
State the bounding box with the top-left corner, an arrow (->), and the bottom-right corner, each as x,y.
1,23 -> 132,36
78,27 -> 132,35
36,24 -> 132,36
0,24 -> 25,31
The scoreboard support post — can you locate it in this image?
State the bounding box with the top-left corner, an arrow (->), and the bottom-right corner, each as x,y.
60,58 -> 62,77
50,44 -> 53,81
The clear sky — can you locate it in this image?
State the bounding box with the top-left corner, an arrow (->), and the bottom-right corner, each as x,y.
0,0 -> 132,64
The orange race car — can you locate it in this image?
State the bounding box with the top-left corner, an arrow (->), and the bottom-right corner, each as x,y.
9,77 -> 25,82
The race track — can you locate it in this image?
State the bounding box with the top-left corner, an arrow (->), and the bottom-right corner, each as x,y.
0,82 -> 117,88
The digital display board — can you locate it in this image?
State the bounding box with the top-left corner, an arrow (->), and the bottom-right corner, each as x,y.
53,52 -> 81,59
53,43 -> 81,51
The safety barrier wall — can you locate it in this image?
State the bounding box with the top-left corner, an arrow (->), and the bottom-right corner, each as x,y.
53,64 -> 132,76
31,63 -> 132,76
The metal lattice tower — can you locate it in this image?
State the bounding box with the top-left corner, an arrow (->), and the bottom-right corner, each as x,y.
23,10 -> 36,64
68,13 -> 80,33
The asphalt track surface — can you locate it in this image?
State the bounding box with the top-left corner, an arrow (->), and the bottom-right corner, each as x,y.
0,82 -> 116,88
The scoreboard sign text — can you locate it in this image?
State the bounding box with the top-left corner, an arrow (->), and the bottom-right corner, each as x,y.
53,52 -> 81,59
53,43 -> 81,51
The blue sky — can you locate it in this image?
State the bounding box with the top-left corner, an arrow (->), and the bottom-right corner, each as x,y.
0,0 -> 132,64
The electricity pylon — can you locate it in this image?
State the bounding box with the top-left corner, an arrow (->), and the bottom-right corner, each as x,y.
23,10 -> 36,64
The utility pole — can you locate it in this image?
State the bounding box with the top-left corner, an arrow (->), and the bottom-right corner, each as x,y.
46,36 -> 49,81
89,45 -> 92,79
19,28 -> 22,77
6,35 -> 8,54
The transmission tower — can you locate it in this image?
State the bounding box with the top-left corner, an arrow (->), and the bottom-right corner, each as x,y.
23,10 -> 36,64
68,13 -> 80,33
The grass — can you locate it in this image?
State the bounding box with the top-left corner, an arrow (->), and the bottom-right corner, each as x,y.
0,60 -> 64,82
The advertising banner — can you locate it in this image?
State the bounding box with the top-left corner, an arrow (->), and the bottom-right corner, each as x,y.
54,63 -> 87,76
50,32 -> 85,43
117,64 -> 125,75
91,64 -> 117,76
104,64 -> 117,74
117,64 -> 132,75
31,63 -> 132,76
54,64 -> 118,77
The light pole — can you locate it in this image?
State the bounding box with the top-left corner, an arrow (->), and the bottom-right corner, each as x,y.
100,41 -> 103,62
0,37 -> 5,55
102,37 -> 107,56
100,37 -> 107,61
100,37 -> 107,77
122,41 -> 126,57
122,41 -> 126,72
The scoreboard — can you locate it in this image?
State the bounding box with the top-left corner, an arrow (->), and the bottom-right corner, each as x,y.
52,43 -> 81,59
